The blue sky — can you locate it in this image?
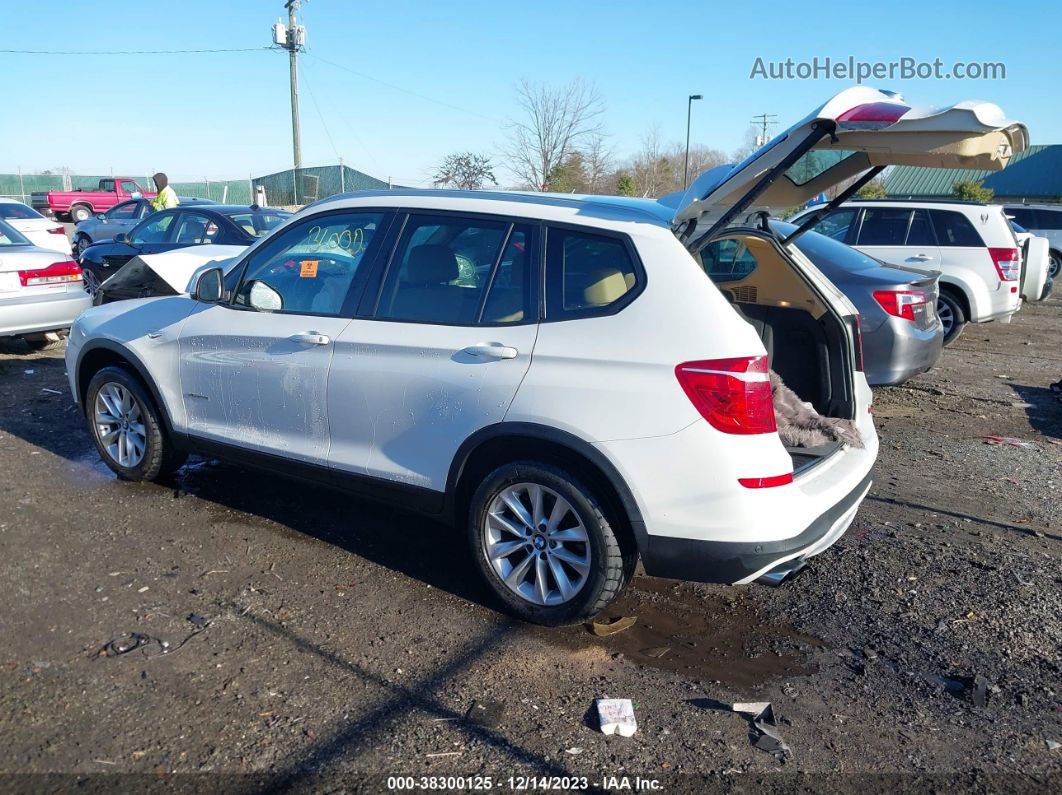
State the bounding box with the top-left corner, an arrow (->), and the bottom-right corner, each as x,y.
1,0 -> 1056,186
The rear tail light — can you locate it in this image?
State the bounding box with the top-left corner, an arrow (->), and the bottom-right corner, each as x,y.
873,289 -> 929,322
675,355 -> 776,434
738,473 -> 794,489
46,226 -> 66,235
18,259 -> 82,286
836,102 -> 910,125
988,247 -> 1020,281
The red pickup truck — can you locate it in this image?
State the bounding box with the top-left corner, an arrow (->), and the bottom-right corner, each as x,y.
31,178 -> 156,223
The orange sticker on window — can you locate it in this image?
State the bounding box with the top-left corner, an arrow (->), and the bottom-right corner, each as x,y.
299,260 -> 319,278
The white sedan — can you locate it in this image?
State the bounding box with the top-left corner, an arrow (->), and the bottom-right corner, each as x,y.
0,219 -> 89,350
0,197 -> 72,254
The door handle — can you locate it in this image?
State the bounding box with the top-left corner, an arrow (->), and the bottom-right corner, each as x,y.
289,332 -> 331,345
462,343 -> 518,360
906,254 -> 932,262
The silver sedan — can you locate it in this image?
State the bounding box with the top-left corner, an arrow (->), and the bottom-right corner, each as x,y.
0,219 -> 91,351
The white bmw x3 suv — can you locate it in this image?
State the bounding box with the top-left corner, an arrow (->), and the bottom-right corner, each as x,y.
66,88 -> 1026,624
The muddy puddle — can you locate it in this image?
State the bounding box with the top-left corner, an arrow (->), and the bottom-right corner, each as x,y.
534,579 -> 823,689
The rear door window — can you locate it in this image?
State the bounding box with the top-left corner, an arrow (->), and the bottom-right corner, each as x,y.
855,208 -> 912,246
376,215 -> 515,325
929,210 -> 984,246
906,209 -> 935,246
173,212 -> 220,245
545,226 -> 641,318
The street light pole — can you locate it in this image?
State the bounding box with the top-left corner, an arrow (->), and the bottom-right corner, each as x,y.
684,94 -> 703,190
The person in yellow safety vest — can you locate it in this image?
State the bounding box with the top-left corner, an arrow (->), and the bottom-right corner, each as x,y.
150,172 -> 180,211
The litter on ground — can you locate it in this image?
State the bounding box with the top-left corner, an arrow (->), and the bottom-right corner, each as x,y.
732,702 -> 792,762
587,616 -> 637,636
596,698 -> 637,737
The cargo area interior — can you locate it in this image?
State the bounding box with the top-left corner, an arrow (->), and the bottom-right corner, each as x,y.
698,231 -> 856,468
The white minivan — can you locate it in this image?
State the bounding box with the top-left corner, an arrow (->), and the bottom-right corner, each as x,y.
65,87 -> 1026,624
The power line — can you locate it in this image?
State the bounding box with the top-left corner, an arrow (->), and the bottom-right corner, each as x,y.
304,51 -> 500,124
0,47 -> 272,55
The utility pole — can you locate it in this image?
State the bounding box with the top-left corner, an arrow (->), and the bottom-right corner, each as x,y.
749,113 -> 778,147
274,1 -> 305,200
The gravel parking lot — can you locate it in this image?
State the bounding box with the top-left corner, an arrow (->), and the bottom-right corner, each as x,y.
0,298 -> 1059,792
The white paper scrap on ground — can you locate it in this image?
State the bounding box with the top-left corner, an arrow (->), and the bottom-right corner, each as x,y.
732,702 -> 772,715
596,698 -> 637,737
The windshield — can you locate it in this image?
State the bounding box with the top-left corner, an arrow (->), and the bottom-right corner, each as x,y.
0,203 -> 45,221
0,219 -> 32,246
769,219 -> 881,271
225,211 -> 291,238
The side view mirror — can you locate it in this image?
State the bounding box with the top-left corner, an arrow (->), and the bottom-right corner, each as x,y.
95,213 -> 105,221
114,232 -> 129,244
248,280 -> 283,311
193,267 -> 224,303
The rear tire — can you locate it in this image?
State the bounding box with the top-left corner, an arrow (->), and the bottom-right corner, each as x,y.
937,289 -> 967,346
75,234 -> 92,258
69,204 -> 92,223
1048,250 -> 1061,280
22,334 -> 64,352
85,366 -> 186,482
467,460 -> 634,626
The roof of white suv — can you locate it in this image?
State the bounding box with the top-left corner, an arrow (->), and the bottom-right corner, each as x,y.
307,189 -> 675,228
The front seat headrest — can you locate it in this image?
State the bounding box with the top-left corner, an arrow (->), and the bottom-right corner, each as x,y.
582,268 -> 629,306
407,244 -> 458,284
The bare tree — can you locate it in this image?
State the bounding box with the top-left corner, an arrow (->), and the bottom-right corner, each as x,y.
631,126 -> 672,197
503,78 -> 605,191
582,134 -> 615,194
433,152 -> 498,190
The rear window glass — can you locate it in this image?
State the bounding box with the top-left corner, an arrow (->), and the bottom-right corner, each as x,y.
774,222 -> 882,272
225,212 -> 291,238
930,210 -> 983,247
1034,208 -> 1062,230
0,203 -> 44,220
545,227 -> 639,317
785,150 -> 856,186
1005,207 -> 1037,228
0,219 -> 31,246
856,208 -> 912,246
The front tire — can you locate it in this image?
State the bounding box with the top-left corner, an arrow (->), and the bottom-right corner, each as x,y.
1048,250 -> 1061,280
85,366 -> 186,482
937,289 -> 967,347
467,461 -> 633,626
22,334 -> 64,352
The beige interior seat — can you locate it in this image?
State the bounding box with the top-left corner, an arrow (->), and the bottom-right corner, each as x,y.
582,268 -> 629,306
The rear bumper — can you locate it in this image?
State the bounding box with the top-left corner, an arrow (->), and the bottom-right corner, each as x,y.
0,291 -> 91,336
862,316 -> 944,386
642,470 -> 872,585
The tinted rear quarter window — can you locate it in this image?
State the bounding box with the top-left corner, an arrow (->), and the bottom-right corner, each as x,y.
929,210 -> 983,246
1006,207 -> 1038,228
545,227 -> 640,319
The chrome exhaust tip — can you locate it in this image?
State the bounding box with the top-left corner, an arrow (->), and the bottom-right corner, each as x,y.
756,559 -> 808,586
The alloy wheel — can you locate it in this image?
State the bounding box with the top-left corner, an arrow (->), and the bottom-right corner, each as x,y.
93,382 -> 147,468
1049,252 -> 1061,279
82,267 -> 100,294
936,298 -> 954,336
482,482 -> 591,606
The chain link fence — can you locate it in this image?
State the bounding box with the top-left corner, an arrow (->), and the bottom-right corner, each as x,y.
0,164 -> 401,211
